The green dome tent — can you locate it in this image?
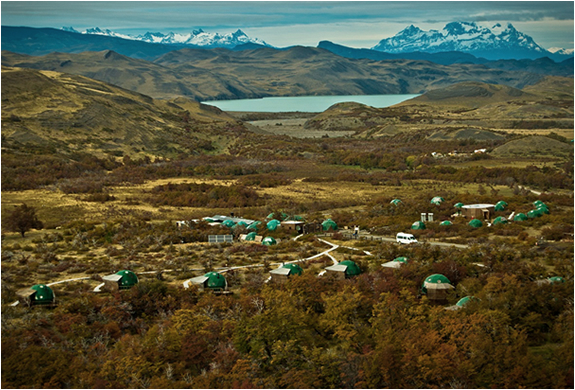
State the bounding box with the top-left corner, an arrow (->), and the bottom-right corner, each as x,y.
245,231 -> 257,241
281,263 -> 303,276
204,272 -> 227,290
339,260 -> 361,277
266,219 -> 281,231
454,202 -> 464,209
514,213 -> 528,222
411,221 -> 426,230
322,219 -> 338,231
440,220 -> 453,226
422,274 -> 453,295
494,201 -> 507,211
262,236 -> 277,246
468,219 -> 483,228
116,270 -> 139,289
266,213 -> 275,220
222,220 -> 236,228
456,296 -> 476,308
382,257 -> 409,269
533,200 -> 546,207
537,205 -> 550,214
431,196 -> 445,205
247,221 -> 262,231
493,216 -> 508,225
390,199 -> 402,206
527,209 -> 543,219
30,284 -> 55,306
234,221 -> 248,229
548,276 -> 565,284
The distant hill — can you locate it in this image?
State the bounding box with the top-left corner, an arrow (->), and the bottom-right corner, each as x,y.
1,66 -> 241,158
2,46 -> 552,101
401,82 -> 537,108
303,79 -> 573,137
318,40 -> 574,77
492,136 -> 573,157
1,26 -> 186,60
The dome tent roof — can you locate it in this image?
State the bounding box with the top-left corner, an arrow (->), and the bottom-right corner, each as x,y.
494,202 -> 506,211
514,213 -> 528,221
247,221 -> 261,231
222,220 -> 236,228
30,284 -> 55,305
116,270 -> 138,289
390,198 -> 402,206
493,216 -> 508,225
204,272 -> 227,290
536,205 -> 549,214
411,221 -> 426,230
548,276 -> 565,284
431,196 -> 444,205
267,219 -> 281,231
393,256 -> 409,263
456,296 -> 476,307
440,220 -> 453,226
527,209 -> 543,219
454,202 -> 464,209
468,219 -> 483,228
262,236 -> 277,246
282,263 -> 303,276
422,274 -> 453,294
339,260 -> 361,277
322,219 -> 338,231
245,231 -> 257,241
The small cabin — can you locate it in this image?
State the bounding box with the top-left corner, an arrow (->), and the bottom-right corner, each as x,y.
280,220 -> 305,233
461,204 -> 495,220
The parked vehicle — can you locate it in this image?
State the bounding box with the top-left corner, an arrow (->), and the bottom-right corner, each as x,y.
396,232 -> 418,244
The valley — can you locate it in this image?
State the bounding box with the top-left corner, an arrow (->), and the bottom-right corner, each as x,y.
1,37 -> 574,389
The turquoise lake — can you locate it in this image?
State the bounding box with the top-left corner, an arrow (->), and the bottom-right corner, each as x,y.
201,94 -> 420,112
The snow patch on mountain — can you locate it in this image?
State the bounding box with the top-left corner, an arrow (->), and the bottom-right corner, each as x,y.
548,47 -> 574,56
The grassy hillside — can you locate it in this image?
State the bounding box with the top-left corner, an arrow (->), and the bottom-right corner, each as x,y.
303,78 -> 573,139
1,66 -> 242,158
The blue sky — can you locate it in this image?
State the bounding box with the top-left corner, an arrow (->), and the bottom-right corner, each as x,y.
2,1 -> 573,49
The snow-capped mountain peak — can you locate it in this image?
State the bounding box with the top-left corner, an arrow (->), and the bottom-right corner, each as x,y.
372,21 -> 553,60
72,26 -> 269,48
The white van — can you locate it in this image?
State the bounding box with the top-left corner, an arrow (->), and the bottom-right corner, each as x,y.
396,232 -> 418,244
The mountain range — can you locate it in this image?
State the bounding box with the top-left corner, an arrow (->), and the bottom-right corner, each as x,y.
3,22 -> 572,63
64,26 -> 270,48
372,22 -> 567,61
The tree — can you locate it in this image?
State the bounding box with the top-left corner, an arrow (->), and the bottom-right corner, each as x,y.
6,203 -> 43,237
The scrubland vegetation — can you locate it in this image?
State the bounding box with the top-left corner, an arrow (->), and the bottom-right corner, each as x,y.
1,67 -> 573,388
2,123 -> 573,388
